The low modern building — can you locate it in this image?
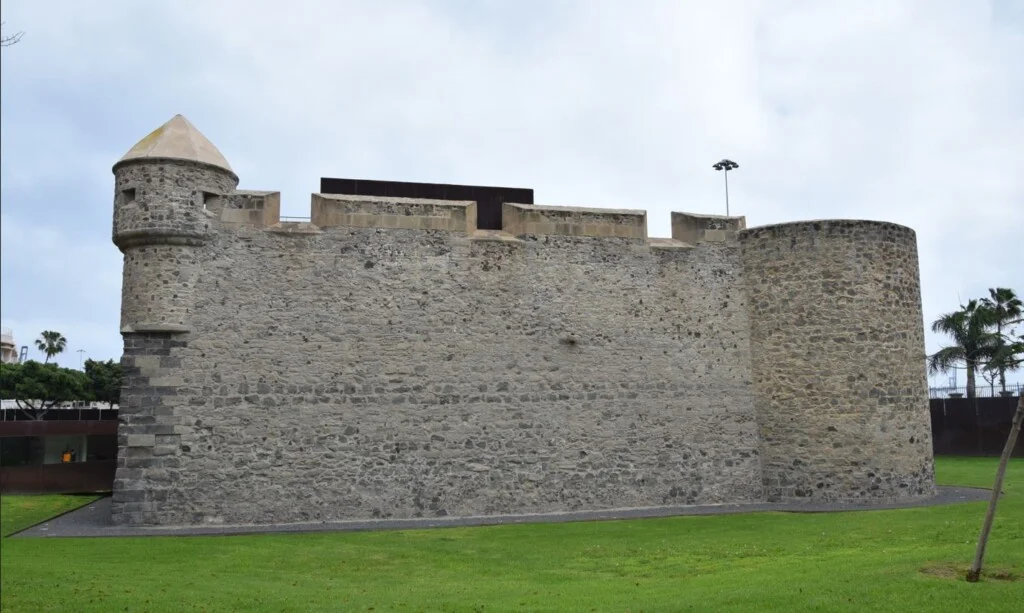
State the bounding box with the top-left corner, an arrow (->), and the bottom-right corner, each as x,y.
0,402 -> 119,494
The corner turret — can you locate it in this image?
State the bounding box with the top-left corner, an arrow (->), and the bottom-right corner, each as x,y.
112,114 -> 239,333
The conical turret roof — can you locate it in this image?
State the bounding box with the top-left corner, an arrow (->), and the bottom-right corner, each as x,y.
117,114 -> 234,173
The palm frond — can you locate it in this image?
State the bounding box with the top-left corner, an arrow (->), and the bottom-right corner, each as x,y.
928,346 -> 966,374
930,309 -> 968,339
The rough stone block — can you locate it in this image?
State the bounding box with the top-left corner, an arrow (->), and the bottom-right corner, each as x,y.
126,434 -> 156,448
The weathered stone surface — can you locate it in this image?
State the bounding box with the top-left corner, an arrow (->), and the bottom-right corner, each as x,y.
740,221 -> 936,502
114,224 -> 765,525
109,115 -> 936,527
125,434 -> 156,448
112,158 -> 237,334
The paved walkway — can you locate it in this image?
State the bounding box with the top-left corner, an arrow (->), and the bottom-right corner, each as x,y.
12,486 -> 990,539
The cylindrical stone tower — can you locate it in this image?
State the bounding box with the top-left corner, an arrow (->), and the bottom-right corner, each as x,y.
111,115 -> 238,525
112,114 -> 238,333
740,220 -> 935,503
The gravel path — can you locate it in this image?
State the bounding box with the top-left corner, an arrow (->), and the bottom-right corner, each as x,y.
11,485 -> 990,539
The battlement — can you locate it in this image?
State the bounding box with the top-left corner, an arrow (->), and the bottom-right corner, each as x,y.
672,212 -> 746,244
210,188 -> 747,249
218,190 -> 281,229
502,202 -> 647,240
311,193 -> 477,233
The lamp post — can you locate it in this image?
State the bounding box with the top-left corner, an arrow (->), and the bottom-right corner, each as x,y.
713,159 -> 739,216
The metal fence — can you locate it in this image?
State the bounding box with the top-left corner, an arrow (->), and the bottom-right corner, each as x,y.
1,407 -> 119,421
928,382 -> 1022,399
930,395 -> 1023,457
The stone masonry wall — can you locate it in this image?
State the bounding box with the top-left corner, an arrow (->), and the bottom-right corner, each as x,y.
740,220 -> 935,502
112,332 -> 191,525
118,245 -> 203,332
112,160 -> 237,244
114,204 -> 765,526
112,160 -> 238,334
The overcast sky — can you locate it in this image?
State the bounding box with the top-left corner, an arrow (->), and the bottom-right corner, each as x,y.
1,0 -> 1021,386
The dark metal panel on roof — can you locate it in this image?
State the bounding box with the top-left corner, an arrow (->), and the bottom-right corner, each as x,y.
320,177 -> 533,231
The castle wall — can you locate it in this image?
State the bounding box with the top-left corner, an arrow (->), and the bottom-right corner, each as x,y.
111,195 -> 764,526
110,115 -> 943,526
739,220 -> 935,502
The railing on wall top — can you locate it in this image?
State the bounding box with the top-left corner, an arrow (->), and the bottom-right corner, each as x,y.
928,382 -> 1022,399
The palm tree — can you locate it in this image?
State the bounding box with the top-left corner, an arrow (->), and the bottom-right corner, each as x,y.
34,330 -> 67,364
979,287 -> 1023,393
928,300 -> 998,398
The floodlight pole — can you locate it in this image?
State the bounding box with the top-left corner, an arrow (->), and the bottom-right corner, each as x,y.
77,349 -> 86,369
713,159 -> 739,216
725,171 -> 730,216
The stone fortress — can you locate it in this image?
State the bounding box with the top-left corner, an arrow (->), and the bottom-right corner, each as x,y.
110,115 -> 936,527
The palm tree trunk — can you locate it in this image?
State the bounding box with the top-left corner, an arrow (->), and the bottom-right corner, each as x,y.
997,322 -> 1007,393
966,365 -> 976,398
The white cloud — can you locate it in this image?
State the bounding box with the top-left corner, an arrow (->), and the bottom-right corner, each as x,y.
0,213 -> 123,364
1,0 -> 1021,385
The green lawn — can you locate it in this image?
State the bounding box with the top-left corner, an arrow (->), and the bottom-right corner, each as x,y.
1,457 -> 1021,612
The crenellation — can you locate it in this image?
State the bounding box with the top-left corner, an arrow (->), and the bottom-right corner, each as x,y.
311,193 -> 477,233
672,212 -> 746,245
503,202 -> 647,239
219,190 -> 281,228
109,114 -> 936,527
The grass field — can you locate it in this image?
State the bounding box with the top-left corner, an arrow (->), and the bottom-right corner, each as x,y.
1,456 -> 1021,612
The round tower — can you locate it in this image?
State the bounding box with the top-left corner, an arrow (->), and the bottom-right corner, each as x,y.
740,220 -> 935,503
112,115 -> 238,333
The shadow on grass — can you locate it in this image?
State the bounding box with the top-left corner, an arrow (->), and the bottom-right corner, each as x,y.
1,493 -> 104,537
920,563 -> 1020,583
